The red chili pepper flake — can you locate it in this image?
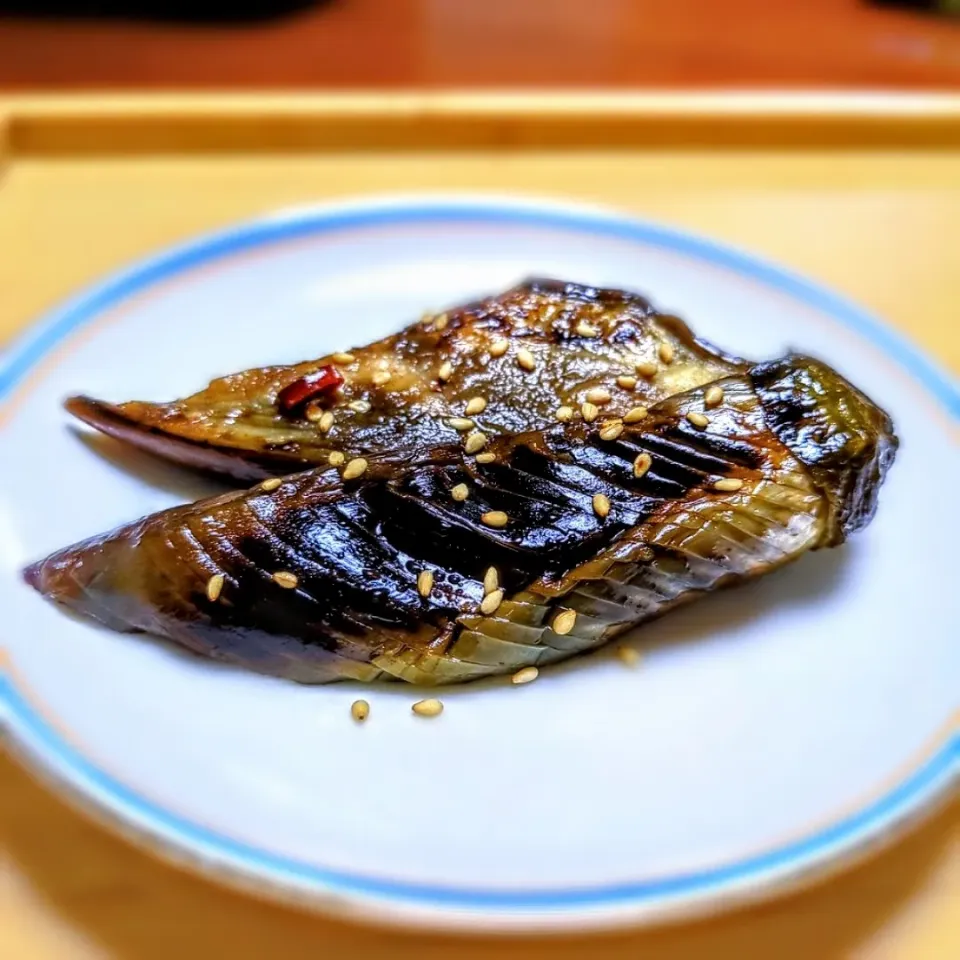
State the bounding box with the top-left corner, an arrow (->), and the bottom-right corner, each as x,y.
277,365 -> 343,415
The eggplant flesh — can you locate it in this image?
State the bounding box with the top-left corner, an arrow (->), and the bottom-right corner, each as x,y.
26,356 -> 897,685
65,279 -> 746,482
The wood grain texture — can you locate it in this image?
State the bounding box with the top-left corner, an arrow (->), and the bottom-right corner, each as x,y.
0,98 -> 958,958
0,0 -> 959,91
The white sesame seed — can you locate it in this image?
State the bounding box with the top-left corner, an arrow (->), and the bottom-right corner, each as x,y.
517,348 -> 536,372
636,360 -> 658,378
260,478 -> 282,492
328,451 -> 345,466
575,320 -> 599,338
475,452 -> 497,464
542,303 -> 559,321
593,493 -> 611,518
351,699 -> 370,722
464,432 -> 488,454
512,666 -> 539,685
418,569 -> 434,597
342,457 -> 369,480
318,410 -> 335,433
434,313 -> 449,331
464,396 -> 487,416
372,371 -> 391,386
687,412 -> 710,429
304,403 -> 326,423
617,646 -> 641,667
412,698 -> 443,717
348,399 -> 371,414
633,452 -> 653,478
581,402 -> 600,423
489,338 -> 509,357
332,352 -> 356,364
552,608 -> 577,635
451,483 -> 470,502
272,571 -> 298,589
714,477 -> 744,492
556,405 -> 575,423
659,342 -> 675,364
623,406 -> 649,424
481,589 -> 504,615
438,361 -> 454,382
483,567 -> 499,594
616,376 -> 638,390
586,387 -> 612,405
448,417 -> 476,432
705,385 -> 725,408
481,510 -> 508,528
206,573 -> 225,602
599,421 -> 624,441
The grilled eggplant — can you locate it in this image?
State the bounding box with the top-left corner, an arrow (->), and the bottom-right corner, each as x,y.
26,355 -> 897,685
65,279 -> 745,482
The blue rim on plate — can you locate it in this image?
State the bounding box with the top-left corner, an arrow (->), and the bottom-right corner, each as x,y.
1,195 -> 958,930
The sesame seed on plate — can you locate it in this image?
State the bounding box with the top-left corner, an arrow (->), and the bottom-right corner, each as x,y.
517,348 -> 536,372
348,399 -> 371,414
318,411 -> 335,434
480,589 -> 504,615
481,510 -> 509,528
623,406 -> 649,423
659,342 -> 675,364
714,477 -> 744,492
412,698 -> 444,717
593,493 -> 611,518
705,385 -> 725,408
552,608 -> 577,635
599,421 -> 624,441
260,478 -> 282,492
475,452 -> 497,463
586,387 -> 612,405
686,412 -> 710,429
483,567 -> 499,594
633,453 -> 653,478
438,361 -> 454,382
332,351 -> 356,364
575,320 -> 599,338
451,483 -> 470,502
448,417 -> 475,432
272,571 -> 299,589
636,360 -> 658,378
464,432 -> 488,454
617,376 -> 637,390
372,371 -> 391,386
304,403 -> 326,423
205,573 -> 225,603
328,451 -> 346,466
342,457 -> 369,480
555,405 -> 574,423
489,338 -> 510,357
351,699 -> 370,722
581,402 -> 600,423
465,396 -> 487,416
512,666 -> 539,685
417,569 -> 435,597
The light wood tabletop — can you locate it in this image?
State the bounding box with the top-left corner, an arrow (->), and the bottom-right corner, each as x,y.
1,96 -> 958,959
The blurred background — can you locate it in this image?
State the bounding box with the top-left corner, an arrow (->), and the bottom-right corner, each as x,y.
0,0 -> 958,90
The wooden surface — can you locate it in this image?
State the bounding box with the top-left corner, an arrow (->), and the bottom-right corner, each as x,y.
1,97 -> 958,958
0,0 -> 960,91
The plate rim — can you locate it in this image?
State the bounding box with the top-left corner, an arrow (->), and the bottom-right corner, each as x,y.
1,192 -> 958,932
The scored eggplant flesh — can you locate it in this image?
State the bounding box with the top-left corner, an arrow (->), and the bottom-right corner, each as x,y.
65,278 -> 746,482
27,356 -> 897,685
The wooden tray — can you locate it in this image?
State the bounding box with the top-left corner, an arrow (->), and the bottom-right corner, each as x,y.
0,93 -> 957,960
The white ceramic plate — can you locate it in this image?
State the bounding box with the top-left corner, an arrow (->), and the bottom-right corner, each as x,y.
1,195 -> 957,934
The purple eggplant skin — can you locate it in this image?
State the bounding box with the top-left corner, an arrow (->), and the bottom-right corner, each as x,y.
65,278 -> 747,482
26,355 -> 897,686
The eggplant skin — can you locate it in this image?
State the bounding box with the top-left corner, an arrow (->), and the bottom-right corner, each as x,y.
27,355 -> 897,685
65,278 -> 746,482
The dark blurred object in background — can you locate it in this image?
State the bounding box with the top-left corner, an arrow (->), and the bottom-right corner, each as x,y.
0,0 -> 324,23
869,0 -> 959,16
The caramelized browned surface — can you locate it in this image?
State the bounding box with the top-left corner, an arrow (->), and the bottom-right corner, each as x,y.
31,356 -> 897,685
67,279 -> 746,481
